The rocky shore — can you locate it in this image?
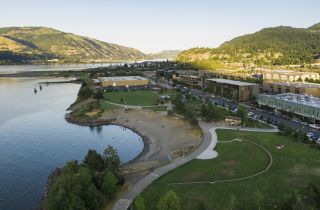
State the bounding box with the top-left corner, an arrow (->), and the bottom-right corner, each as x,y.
37,168 -> 62,210
64,113 -> 151,166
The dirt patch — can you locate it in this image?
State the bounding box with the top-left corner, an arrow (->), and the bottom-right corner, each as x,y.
183,171 -> 205,181
221,160 -> 240,167
289,164 -> 320,176
221,169 -> 235,177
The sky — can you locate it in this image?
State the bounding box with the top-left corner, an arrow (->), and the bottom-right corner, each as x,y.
0,0 -> 320,53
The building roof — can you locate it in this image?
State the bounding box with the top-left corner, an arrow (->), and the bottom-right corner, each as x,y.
99,76 -> 147,81
260,93 -> 320,109
268,82 -> 320,88
262,70 -> 319,76
206,78 -> 259,86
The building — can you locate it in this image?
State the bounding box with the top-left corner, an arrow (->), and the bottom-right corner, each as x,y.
173,70 -> 213,88
258,93 -> 320,120
262,81 -> 320,97
205,78 -> 259,102
262,70 -> 319,82
179,75 -> 202,87
97,76 -> 149,88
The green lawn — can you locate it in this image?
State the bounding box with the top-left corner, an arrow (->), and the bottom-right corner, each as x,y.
103,90 -> 160,106
100,101 -> 119,111
246,118 -> 273,129
140,130 -> 320,210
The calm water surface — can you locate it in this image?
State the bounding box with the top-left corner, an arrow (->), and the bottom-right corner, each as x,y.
0,64 -> 112,73
0,78 -> 143,210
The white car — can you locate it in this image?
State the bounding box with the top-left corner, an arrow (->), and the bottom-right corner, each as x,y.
248,112 -> 253,116
310,124 -> 320,130
307,133 -> 314,138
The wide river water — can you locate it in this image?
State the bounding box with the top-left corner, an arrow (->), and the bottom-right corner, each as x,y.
0,77 -> 144,210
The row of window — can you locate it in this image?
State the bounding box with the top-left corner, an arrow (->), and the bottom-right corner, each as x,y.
259,98 -> 320,117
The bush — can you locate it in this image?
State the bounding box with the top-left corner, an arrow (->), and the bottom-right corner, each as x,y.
157,191 -> 181,210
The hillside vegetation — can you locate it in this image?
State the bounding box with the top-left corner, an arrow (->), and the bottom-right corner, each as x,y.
0,27 -> 148,63
149,50 -> 181,60
177,23 -> 320,69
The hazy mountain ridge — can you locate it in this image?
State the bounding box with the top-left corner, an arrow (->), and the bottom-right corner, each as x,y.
0,27 -> 148,63
148,50 -> 181,60
177,23 -> 320,68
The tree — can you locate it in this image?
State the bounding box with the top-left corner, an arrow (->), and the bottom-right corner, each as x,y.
278,122 -> 286,131
254,190 -> 264,210
103,145 -> 121,170
236,105 -> 248,126
157,190 -> 181,210
78,85 -> 93,99
133,196 -> 146,210
200,104 -> 207,117
101,170 -> 119,200
93,90 -> 104,100
198,202 -> 206,210
172,93 -> 185,114
83,149 -> 105,172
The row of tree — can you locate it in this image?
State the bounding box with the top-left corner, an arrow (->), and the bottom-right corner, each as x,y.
133,183 -> 320,210
45,146 -> 123,210
171,92 -> 198,125
277,122 -> 310,144
133,190 -> 181,210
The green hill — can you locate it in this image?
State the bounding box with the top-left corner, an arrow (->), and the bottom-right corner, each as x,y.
177,23 -> 320,68
309,23 -> 320,31
148,50 -> 181,60
0,27 -> 148,63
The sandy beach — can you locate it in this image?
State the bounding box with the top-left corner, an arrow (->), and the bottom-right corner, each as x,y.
99,109 -> 202,175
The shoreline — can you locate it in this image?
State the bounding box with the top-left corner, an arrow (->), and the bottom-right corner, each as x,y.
64,113 -> 151,166
37,114 -> 151,210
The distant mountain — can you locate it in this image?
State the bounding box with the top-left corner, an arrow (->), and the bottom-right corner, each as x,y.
177,23 -> 320,68
149,50 -> 181,60
0,27 -> 148,63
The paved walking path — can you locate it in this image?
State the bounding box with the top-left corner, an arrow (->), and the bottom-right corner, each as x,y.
104,100 -> 169,110
196,126 -> 278,160
112,121 -> 213,210
112,124 -> 278,210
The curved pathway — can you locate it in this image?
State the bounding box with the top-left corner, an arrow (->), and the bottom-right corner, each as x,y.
112,124 -> 278,210
169,138 -> 273,185
103,100 -> 169,110
112,121 -> 213,210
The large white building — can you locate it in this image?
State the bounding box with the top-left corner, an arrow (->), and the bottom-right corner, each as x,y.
258,93 -> 320,120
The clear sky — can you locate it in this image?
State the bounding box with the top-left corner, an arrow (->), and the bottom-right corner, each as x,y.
1,0 -> 319,53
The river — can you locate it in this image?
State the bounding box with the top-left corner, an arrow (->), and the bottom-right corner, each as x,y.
0,77 -> 143,209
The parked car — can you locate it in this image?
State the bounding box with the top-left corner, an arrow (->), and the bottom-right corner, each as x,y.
248,112 -> 253,116
307,133 -> 314,138
300,121 -> 309,126
310,124 -> 320,130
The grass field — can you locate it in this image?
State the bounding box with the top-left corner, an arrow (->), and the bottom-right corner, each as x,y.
139,129 -> 320,210
103,90 -> 160,106
100,101 -> 119,111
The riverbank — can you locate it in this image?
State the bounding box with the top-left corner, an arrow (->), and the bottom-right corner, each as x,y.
36,108 -> 202,210
66,109 -> 202,174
